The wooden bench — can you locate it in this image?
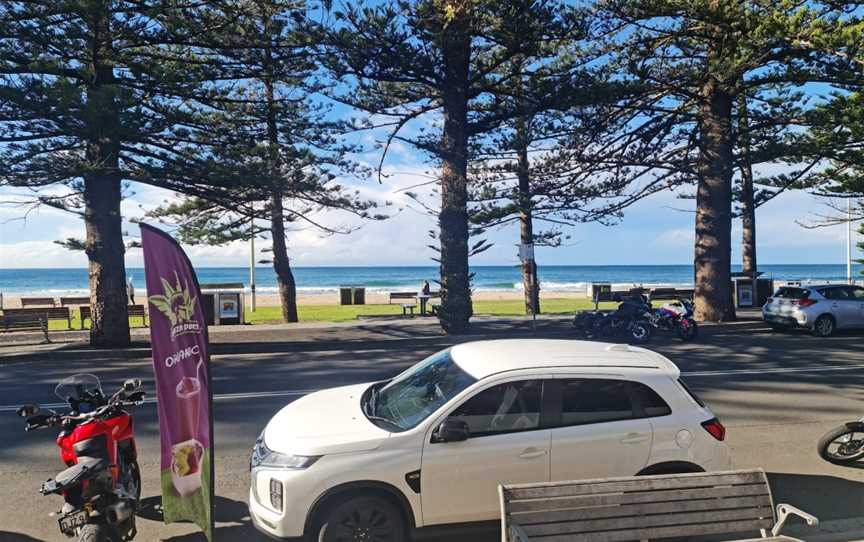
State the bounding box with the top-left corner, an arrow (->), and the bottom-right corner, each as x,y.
2,307 -> 72,329
60,296 -> 91,307
389,292 -> 418,304
499,469 -> 817,542
401,304 -> 416,316
80,305 -> 148,329
0,313 -> 50,343
20,296 -> 56,307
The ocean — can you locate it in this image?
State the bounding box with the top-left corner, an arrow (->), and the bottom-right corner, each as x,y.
0,264 -> 861,295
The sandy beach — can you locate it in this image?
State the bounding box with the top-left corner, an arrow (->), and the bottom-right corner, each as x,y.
0,290 -> 590,309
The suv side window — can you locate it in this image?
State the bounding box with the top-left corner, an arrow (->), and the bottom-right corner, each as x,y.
559,379 -> 633,426
632,382 -> 672,417
845,287 -> 864,300
449,380 -> 542,437
822,287 -> 851,300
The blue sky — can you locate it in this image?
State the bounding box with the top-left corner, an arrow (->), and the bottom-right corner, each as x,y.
0,162 -> 858,269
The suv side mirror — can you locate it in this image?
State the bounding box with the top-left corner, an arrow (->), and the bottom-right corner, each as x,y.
434,419 -> 469,443
17,404 -> 39,418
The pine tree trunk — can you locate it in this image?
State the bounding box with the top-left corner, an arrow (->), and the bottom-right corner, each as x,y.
263,16 -> 298,323
85,8 -> 129,347
437,14 -> 472,334
270,190 -> 298,323
694,76 -> 735,322
738,95 -> 757,286
516,116 -> 540,315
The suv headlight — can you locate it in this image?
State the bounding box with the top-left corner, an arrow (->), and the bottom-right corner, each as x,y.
250,430 -> 319,470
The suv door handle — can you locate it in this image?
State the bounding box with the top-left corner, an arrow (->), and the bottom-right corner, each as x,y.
621,433 -> 650,445
518,447 -> 548,459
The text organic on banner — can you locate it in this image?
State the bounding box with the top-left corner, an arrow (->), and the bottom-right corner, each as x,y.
140,224 -> 214,541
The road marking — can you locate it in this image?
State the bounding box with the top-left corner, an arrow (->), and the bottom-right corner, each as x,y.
4,364 -> 864,412
0,389 -> 318,412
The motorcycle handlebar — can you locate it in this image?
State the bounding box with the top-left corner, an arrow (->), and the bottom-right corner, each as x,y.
21,390 -> 146,431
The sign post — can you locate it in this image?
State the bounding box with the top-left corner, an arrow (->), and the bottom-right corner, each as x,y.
141,224 -> 215,541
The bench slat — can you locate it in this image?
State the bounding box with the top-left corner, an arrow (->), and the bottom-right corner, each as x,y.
505,471 -> 765,500
507,483 -> 769,514
519,506 -> 773,538
512,494 -> 773,525
521,518 -> 773,542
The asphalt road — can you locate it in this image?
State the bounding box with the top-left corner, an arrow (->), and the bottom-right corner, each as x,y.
1,320 -> 864,541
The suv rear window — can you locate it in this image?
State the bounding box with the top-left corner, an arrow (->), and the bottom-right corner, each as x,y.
774,287 -> 810,299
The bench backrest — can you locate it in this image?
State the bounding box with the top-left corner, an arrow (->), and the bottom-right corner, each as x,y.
500,469 -> 775,542
389,292 -> 418,299
80,305 -> 146,319
3,307 -> 70,320
0,313 -> 47,328
20,297 -> 56,307
60,297 -> 91,306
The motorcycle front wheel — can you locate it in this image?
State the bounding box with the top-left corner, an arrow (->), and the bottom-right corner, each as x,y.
818,424 -> 864,464
629,321 -> 652,344
676,318 -> 698,341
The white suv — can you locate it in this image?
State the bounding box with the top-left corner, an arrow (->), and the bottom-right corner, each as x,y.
249,339 -> 731,541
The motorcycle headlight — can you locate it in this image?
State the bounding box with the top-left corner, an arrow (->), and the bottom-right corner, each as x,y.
250,430 -> 319,470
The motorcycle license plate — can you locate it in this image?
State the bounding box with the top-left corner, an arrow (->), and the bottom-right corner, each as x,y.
58,509 -> 87,535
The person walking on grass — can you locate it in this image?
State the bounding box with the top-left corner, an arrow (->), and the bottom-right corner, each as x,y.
127,276 -> 135,305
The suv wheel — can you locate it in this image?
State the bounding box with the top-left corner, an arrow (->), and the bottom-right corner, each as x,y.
317,495 -> 405,542
813,314 -> 835,337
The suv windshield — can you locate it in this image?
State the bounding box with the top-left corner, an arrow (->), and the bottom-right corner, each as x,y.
369,349 -> 476,431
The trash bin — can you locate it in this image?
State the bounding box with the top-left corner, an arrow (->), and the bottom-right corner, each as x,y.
589,282 -> 611,301
200,283 -> 245,324
731,276 -> 774,308
339,287 -> 353,305
352,287 -> 366,305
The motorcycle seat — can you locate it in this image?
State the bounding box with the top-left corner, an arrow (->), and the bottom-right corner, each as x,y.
42,456 -> 108,494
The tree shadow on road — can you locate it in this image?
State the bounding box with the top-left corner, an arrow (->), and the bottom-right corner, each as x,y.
138,495 -> 271,542
769,471 -> 864,521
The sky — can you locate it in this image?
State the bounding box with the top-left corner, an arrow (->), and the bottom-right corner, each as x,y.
0,160 -> 859,269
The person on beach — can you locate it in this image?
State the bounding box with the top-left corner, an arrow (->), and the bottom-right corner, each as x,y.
421,280 -> 431,296
127,276 -> 135,304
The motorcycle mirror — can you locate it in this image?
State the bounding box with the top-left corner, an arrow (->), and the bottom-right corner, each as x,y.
16,404 -> 39,418
122,379 -> 141,392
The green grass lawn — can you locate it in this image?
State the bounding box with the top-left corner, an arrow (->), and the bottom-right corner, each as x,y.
45,298 -> 611,329
246,298 -> 611,324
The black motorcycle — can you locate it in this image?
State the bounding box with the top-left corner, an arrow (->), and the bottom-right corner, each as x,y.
574,295 -> 653,344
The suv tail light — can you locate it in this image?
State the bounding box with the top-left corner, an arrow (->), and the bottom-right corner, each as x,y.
701,418 -> 726,441
793,298 -> 817,308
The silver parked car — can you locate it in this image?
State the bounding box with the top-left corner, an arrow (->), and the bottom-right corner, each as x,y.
763,284 -> 864,337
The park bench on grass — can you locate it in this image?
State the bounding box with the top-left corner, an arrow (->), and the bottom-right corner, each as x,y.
20,296 -> 56,307
60,296 -> 91,307
388,291 -> 418,304
498,469 -> 817,542
2,307 -> 72,329
80,305 -> 148,329
0,313 -> 50,343
401,303 -> 416,316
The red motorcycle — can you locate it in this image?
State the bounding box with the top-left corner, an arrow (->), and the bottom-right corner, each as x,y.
17,374 -> 145,542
